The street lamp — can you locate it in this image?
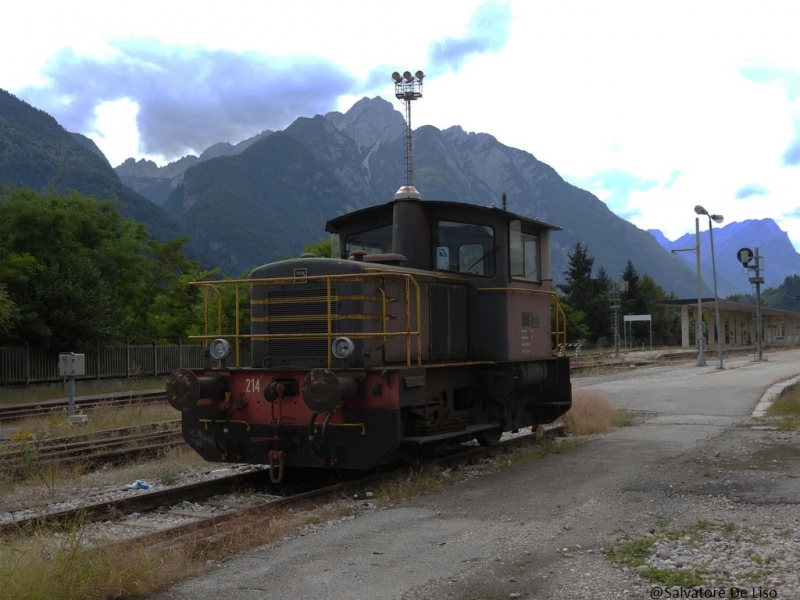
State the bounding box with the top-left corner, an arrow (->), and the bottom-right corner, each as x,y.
671,217 -> 706,366
695,205 -> 724,369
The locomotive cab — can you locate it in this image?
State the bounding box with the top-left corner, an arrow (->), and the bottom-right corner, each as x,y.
167,194 -> 571,482
327,197 -> 562,363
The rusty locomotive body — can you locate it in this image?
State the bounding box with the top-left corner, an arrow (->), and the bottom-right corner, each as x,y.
166,192 -> 571,482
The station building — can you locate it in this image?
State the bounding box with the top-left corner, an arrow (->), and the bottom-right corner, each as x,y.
653,298 -> 800,350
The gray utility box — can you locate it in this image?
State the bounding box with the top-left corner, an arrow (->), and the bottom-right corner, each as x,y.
59,353 -> 86,377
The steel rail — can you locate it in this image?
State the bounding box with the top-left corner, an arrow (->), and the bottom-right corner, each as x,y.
0,390 -> 167,423
1,425 -> 567,544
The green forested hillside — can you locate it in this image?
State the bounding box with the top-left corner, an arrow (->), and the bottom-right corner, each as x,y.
0,89 -> 179,241
163,132 -> 350,272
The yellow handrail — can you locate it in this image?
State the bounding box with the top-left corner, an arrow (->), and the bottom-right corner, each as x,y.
190,272 -> 425,367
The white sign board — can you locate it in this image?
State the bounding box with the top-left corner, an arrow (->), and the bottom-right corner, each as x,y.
58,353 -> 86,377
623,315 -> 652,322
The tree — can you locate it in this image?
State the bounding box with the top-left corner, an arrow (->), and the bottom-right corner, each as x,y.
558,242 -> 612,343
585,266 -> 612,343
762,275 -> 800,311
0,187 -> 202,348
558,242 -> 595,310
555,301 -> 591,343
621,261 -> 649,345
641,274 -> 680,345
621,261 -> 646,314
126,237 -> 216,343
303,237 -> 333,258
0,284 -> 13,336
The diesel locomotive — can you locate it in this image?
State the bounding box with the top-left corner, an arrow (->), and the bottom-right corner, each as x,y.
166,185 -> 572,482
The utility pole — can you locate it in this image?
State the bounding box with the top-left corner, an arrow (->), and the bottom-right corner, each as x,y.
610,282 -> 620,358
672,217 -> 705,366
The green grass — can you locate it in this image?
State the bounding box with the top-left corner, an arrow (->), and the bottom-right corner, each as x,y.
604,537 -> 655,568
603,521 -> 792,590
767,385 -> 800,416
765,383 -> 800,430
0,517 -> 206,600
638,567 -> 706,589
605,536 -> 708,588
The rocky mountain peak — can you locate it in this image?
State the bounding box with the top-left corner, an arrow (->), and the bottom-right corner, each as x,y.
199,142 -> 234,160
325,96 -> 405,149
650,218 -> 800,295
115,157 -> 163,178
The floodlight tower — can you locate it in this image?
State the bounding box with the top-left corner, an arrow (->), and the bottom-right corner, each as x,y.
392,70 -> 424,199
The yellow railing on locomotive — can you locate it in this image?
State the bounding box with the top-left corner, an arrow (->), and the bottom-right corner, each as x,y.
188,272 -> 423,368
475,287 -> 567,356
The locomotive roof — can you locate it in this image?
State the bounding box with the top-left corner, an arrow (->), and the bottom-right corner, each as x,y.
325,199 -> 563,233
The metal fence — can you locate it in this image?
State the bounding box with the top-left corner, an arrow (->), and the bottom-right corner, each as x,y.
0,344 -> 252,385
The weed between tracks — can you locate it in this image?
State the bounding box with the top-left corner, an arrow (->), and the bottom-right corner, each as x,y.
0,390 -> 625,600
0,403 -> 180,501
0,445 -> 206,511
0,378 -> 165,406
8,401 -> 176,439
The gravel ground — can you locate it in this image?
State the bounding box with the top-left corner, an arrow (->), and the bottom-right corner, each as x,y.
0,462 -> 266,526
395,421 -> 800,600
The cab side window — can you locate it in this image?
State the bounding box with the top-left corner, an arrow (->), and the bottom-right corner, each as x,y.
510,220 -> 540,282
432,221 -> 495,277
344,224 -> 393,256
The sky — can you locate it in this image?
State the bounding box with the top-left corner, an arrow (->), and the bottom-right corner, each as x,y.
3,0 -> 800,248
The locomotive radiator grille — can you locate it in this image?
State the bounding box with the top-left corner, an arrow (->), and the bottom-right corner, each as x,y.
264,288 -> 339,357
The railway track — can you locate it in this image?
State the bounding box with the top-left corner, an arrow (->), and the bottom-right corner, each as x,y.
1,424 -> 567,549
0,420 -> 184,478
0,390 -> 167,424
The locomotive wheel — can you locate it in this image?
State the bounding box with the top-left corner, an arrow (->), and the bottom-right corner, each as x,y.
475,428 -> 502,447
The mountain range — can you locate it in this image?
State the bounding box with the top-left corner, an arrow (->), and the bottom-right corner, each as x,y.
3,86 -> 798,299
115,96 -> 709,296
650,219 -> 800,297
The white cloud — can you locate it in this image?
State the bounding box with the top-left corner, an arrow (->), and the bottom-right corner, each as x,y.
3,0 -> 800,247
88,98 -> 142,167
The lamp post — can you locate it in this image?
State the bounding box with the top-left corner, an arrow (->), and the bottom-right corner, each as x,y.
695,205 -> 724,369
671,217 -> 706,366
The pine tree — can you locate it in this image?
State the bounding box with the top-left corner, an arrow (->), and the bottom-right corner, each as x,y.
559,242 -> 595,310
621,261 -> 649,344
558,242 -> 614,342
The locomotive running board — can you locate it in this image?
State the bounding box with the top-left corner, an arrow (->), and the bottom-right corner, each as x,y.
400,423 -> 500,445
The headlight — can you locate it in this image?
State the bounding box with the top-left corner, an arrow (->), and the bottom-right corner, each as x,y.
331,336 -> 355,360
209,338 -> 232,360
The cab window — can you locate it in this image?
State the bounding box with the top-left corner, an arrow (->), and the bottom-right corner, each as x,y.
432,221 -> 495,276
344,225 -> 392,256
510,220 -> 540,281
